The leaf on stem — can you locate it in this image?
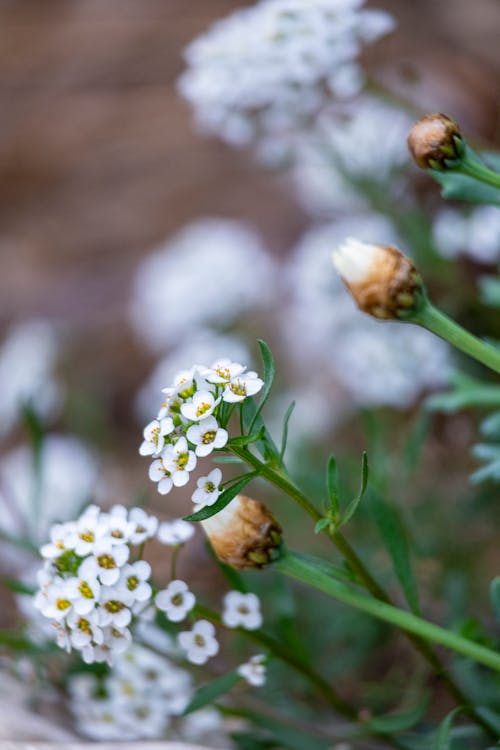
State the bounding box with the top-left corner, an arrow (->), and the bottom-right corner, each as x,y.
228,427 -> 265,446
183,471 -> 259,522
326,454 -> 340,516
280,400 -> 296,462
248,340 -> 275,433
369,490 -> 420,615
432,707 -> 465,750
364,696 -> 429,733
338,451 -> 368,527
183,670 -> 242,715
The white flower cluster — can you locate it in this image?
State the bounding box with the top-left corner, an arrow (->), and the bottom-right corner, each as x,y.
178,0 -> 394,156
140,359 -> 264,504
433,206 -> 500,265
34,504 -> 159,665
68,643 -> 225,742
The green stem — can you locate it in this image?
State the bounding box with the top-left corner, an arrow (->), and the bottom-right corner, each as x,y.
274,549 -> 500,673
456,157 -> 500,190
412,300 -> 500,375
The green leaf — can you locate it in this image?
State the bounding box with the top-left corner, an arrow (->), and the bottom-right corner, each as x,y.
2,578 -> 36,596
228,428 -> 265,447
280,400 -> 296,461
426,372 -> 500,413
432,707 -> 464,750
229,708 -> 330,750
480,411 -> 500,439
326,454 -> 339,516
339,451 -> 368,527
314,518 -> 331,534
183,471 -> 259,522
489,577 -> 500,621
370,490 -> 420,615
184,671 -> 241,715
212,455 -> 245,464
241,397 -> 280,463
290,551 -> 357,584
248,340 -> 275,433
364,697 -> 429,733
471,443 -> 500,484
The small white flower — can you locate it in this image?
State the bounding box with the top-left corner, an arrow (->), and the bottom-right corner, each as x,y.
332,236 -> 386,284
186,416 -> 228,457
36,580 -> 74,621
73,514 -> 109,556
129,507 -> 159,544
40,522 -> 77,559
103,508 -> 136,545
102,626 -> 133,654
237,654 -> 267,687
66,574 -> 101,615
157,519 -> 195,546
162,437 -> 197,487
139,417 -> 175,457
79,542 -> 130,586
191,467 -> 222,507
180,390 -> 221,421
155,579 -> 196,623
67,611 -> 104,650
97,587 -> 134,628
203,358 -> 246,384
223,372 -> 264,402
178,619 -> 219,665
222,591 -> 262,630
149,456 -> 174,495
119,561 -> 152,602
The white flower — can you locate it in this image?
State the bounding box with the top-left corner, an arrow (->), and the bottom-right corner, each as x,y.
191,468 -> 222,507
101,626 -> 133,654
130,218 -> 274,353
186,416 -> 228,457
119,561 -> 152,602
35,579 -> 74,621
237,654 -> 267,687
178,0 -> 394,155
139,417 -> 175,457
156,579 -> 196,623
203,358 -> 246,384
157,519 -> 195,546
223,372 -> 264,402
102,506 -> 136,545
222,591 -> 262,630
178,619 -> 219,665
40,522 -> 77,560
79,542 -> 130,586
162,437 -> 197,487
66,573 -> 102,615
128,507 -> 159,544
67,611 -> 104,650
181,390 -> 221,421
148,456 -> 173,495
73,514 -> 109,556
97,587 -> 134,628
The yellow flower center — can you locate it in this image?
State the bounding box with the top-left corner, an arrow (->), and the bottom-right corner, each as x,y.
230,382 -> 247,396
77,617 -> 92,635
196,401 -> 211,416
78,581 -> 94,599
202,430 -> 216,444
97,554 -> 116,570
56,598 -> 71,611
194,634 -> 206,647
104,600 -> 125,613
176,452 -> 189,469
79,530 -> 95,543
127,576 -> 139,591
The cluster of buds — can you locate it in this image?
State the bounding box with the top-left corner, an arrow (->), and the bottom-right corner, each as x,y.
333,237 -> 425,320
34,504 -> 158,664
407,113 -> 462,170
140,359 -> 264,504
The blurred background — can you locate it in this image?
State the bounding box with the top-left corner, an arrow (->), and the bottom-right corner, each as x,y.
0,0 -> 500,743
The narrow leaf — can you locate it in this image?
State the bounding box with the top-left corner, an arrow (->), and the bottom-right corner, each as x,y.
183,472 -> 258,522
326,454 -> 339,515
248,340 -> 275,433
370,490 -> 420,615
314,518 -> 330,534
280,400 -> 296,461
432,707 -> 464,750
184,671 -> 241,715
2,578 -> 36,596
339,451 -> 368,527
229,428 -> 265,447
364,698 -> 429,733
489,577 -> 500,622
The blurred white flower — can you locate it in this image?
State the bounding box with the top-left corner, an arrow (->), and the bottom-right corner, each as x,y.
178,0 -> 394,155
0,434 -> 98,542
222,591 -> 263,630
130,218 -> 274,353
433,206 -> 500,264
156,579 -> 196,623
284,216 -> 451,409
178,619 -> 219,665
238,653 -> 267,687
0,319 -> 62,436
157,518 -> 195,546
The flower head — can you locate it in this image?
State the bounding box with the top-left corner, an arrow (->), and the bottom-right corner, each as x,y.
157,519 -> 195,546
191,468 -> 223,507
333,237 -> 424,319
155,579 -> 196,623
186,416 -> 228,457
407,113 -> 462,170
178,619 -> 219,665
222,591 -> 263,630
238,654 -> 267,687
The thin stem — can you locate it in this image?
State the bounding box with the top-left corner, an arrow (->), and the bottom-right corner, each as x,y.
412,301 -> 500,375
230,445 -> 498,739
456,158 -> 500,190
170,544 -> 181,580
274,550 -> 500,673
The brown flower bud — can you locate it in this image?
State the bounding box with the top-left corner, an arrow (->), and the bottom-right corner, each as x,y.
333,237 -> 424,320
201,494 -> 282,570
407,113 -> 462,169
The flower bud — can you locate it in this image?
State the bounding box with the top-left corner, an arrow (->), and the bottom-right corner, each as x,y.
333,237 -> 424,320
407,113 -> 462,169
201,494 -> 282,570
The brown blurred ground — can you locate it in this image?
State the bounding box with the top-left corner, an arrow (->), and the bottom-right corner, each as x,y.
0,0 -> 498,409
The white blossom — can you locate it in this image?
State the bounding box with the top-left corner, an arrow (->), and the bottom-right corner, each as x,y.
156,579 -> 196,623
97,587 -> 134,629
149,457 -> 173,495
181,390 -> 221,421
79,541 -> 130,586
433,206 -> 500,264
162,437 -> 197,487
238,654 -> 267,687
65,573 -> 102,615
222,591 -> 263,630
223,372 -> 264,403
119,561 -> 152,602
203,358 -> 246,384
139,417 -> 175,457
157,519 -> 195,546
178,619 -> 219,665
186,416 -> 229,457
128,507 -> 159,544
191,468 -> 223,507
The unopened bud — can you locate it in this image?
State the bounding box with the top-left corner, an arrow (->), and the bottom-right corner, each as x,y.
201,494 -> 282,570
333,237 -> 424,320
407,113 -> 462,169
